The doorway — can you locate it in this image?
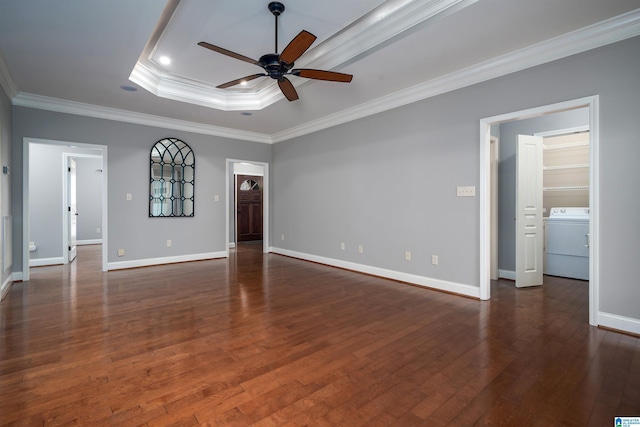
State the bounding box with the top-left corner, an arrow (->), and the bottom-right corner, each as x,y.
479,96 -> 599,326
226,159 -> 269,255
22,138 -> 108,281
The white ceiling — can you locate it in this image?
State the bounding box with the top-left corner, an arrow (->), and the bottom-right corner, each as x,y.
1,0 -> 639,143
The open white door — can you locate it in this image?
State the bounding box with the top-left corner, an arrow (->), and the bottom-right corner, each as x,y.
68,157 -> 77,262
516,135 -> 543,288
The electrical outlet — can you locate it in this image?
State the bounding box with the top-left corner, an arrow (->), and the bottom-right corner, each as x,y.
405,251 -> 411,261
432,255 -> 439,265
167,240 -> 172,247
126,193 -> 132,200
281,234 -> 285,241
340,242 -> 345,251
117,249 -> 125,257
456,186 -> 476,197
96,227 -> 101,234
358,245 -> 364,254
214,195 -> 219,202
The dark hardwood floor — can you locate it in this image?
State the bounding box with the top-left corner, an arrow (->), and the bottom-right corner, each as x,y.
1,244 -> 638,426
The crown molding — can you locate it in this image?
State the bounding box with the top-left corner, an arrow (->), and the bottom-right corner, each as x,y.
129,60 -> 278,112
12,93 -> 272,144
272,8 -> 640,142
303,0 -> 478,72
0,51 -> 19,100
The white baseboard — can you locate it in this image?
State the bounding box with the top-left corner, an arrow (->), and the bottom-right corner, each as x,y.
107,251 -> 227,271
29,257 -> 64,267
269,247 -> 480,299
77,239 -> 102,246
1,275 -> 12,301
12,272 -> 23,282
498,269 -> 516,280
228,242 -> 236,249
598,311 -> 640,336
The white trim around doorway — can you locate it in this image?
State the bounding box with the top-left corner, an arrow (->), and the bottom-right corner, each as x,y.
479,95 -> 599,327
22,137 -> 108,280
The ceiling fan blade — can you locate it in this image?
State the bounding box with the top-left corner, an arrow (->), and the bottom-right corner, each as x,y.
292,69 -> 353,83
279,30 -> 317,64
278,77 -> 299,101
198,41 -> 259,66
216,74 -> 266,89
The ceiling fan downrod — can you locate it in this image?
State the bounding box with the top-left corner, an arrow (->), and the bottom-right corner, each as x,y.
268,2 -> 285,54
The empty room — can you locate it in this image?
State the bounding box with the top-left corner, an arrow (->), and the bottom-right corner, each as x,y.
1,1 -> 639,425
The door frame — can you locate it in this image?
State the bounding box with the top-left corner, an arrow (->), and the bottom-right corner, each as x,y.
225,159 -> 269,255
479,95 -> 599,326
23,138 -> 108,280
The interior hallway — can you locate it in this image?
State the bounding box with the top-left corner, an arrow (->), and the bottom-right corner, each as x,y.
1,244 -> 638,425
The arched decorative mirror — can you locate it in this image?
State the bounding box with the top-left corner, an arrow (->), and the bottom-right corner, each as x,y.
149,138 -> 195,217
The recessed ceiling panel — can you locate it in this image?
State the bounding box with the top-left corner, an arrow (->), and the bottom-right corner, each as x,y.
129,0 -> 481,111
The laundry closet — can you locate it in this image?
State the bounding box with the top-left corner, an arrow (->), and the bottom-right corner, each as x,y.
542,131 -> 590,280
496,108 -> 591,283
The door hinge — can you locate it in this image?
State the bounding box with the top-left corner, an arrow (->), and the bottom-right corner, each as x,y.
68,167 -> 71,172
68,206 -> 71,212
68,246 -> 71,251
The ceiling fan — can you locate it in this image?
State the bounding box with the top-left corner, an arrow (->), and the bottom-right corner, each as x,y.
198,1 -> 353,102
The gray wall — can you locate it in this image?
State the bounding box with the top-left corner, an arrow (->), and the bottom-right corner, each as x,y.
272,36 -> 640,321
0,84 -> 11,284
273,93 -> 480,286
498,108 -> 589,273
28,144 -> 64,260
75,157 -> 103,242
12,110 -> 271,269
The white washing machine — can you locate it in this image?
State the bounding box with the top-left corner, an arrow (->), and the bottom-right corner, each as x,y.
544,207 -> 590,280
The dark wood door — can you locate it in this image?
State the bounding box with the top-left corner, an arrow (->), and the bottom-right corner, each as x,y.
236,175 -> 263,242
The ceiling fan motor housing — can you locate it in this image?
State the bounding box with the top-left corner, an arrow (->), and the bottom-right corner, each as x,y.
259,53 -> 293,80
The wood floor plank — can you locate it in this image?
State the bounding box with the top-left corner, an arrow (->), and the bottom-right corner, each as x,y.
1,244 -> 639,425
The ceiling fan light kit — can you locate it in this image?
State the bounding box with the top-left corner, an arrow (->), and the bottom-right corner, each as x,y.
198,1 -> 353,102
